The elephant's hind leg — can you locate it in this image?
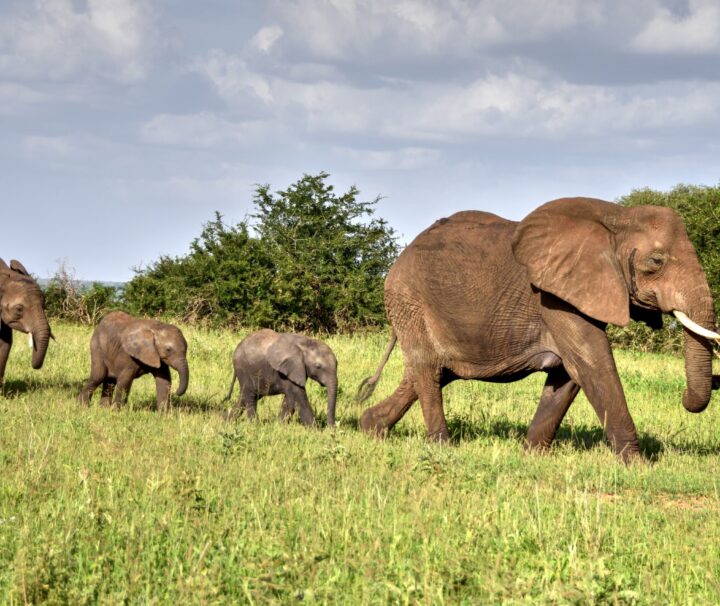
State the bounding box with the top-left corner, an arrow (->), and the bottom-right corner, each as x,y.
77,357 -> 107,405
228,387 -> 257,421
414,369 -> 449,442
360,374 -> 418,437
525,367 -> 580,451
113,368 -> 136,409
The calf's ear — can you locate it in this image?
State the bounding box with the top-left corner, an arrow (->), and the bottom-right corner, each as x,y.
267,341 -> 306,387
121,325 -> 161,368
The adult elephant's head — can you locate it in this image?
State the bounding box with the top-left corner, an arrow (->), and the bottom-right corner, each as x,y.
0,258 -> 52,369
513,197 -> 719,413
121,323 -> 189,396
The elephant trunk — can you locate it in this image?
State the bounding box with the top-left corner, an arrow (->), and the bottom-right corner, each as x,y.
326,379 -> 337,428
31,322 -> 50,370
679,295 -> 716,413
174,357 -> 189,396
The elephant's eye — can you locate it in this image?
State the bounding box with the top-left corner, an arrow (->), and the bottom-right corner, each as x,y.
14,304 -> 23,313
642,252 -> 665,274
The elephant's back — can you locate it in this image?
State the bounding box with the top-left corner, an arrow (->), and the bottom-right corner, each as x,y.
384,210 -> 541,366
234,329 -> 277,367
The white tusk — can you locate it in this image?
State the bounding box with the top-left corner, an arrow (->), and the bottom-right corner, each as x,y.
27,333 -> 34,349
673,310 -> 720,340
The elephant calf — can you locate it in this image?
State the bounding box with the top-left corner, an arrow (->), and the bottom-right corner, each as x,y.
225,329 -> 337,427
78,311 -> 189,411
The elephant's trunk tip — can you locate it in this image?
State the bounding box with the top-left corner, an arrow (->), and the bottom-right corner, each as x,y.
683,388 -> 711,414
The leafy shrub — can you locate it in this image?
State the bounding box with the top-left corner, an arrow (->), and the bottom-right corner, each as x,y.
123,173 -> 399,332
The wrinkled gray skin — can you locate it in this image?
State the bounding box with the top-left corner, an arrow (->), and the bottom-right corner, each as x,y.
359,198 -> 720,463
225,329 -> 338,427
78,311 -> 189,411
0,258 -> 52,390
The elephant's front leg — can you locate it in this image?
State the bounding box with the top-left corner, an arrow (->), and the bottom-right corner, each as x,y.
278,396 -> 295,422
99,379 -> 116,407
541,293 -> 640,462
153,365 -> 172,413
286,384 -> 315,427
0,323 -> 13,391
525,367 -> 580,451
113,368 -> 136,409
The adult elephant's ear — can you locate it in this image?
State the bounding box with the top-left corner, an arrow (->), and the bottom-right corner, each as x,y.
0,258 -> 9,273
511,197 -> 630,327
120,325 -> 161,368
268,341 -> 307,387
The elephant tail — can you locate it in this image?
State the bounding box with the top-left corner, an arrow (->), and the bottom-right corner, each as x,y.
223,374 -> 237,403
356,330 -> 397,403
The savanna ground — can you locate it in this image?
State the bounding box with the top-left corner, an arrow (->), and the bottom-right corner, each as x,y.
1,323 -> 720,604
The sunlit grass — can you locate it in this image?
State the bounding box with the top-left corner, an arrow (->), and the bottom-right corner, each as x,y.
1,322 -> 720,603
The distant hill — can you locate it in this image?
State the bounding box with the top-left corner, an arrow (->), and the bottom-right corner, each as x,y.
37,279 -> 126,290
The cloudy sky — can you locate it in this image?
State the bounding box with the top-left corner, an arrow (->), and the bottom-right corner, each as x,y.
2,0 -> 719,281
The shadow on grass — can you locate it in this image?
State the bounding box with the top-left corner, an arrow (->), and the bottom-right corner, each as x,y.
1,377 -> 82,397
444,414 -> 671,460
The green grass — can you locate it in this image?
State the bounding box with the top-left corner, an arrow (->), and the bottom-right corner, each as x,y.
1,322 -> 720,604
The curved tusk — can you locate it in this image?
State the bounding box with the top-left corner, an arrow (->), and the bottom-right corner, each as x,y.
673,310 -> 720,340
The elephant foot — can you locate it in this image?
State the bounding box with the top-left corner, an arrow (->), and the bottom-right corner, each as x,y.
617,443 -> 642,466
523,435 -> 553,453
359,409 -> 389,438
426,428 -> 449,443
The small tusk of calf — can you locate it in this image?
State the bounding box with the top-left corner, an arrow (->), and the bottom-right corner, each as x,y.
27,333 -> 34,349
673,310 -> 720,340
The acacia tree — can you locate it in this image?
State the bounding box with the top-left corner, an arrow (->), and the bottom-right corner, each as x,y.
252,172 -> 399,331
123,173 -> 398,332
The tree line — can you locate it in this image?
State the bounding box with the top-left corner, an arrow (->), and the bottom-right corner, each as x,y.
44,175 -> 720,351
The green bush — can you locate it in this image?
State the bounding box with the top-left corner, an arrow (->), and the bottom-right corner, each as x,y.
608,183 -> 720,353
123,173 -> 399,332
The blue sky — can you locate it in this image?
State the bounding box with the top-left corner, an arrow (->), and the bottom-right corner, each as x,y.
2,0 -> 719,281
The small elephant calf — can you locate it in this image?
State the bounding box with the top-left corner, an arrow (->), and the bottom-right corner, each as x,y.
225,329 -> 338,427
78,311 -> 189,411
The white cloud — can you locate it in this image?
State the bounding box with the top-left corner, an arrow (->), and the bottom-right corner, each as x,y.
334,146 -> 442,170
267,0 -> 604,61
632,0 -> 720,54
248,25 -> 284,53
0,0 -> 157,82
192,49 -> 273,105
195,45 -> 720,144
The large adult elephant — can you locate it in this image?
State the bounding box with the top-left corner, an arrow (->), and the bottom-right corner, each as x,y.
0,258 -> 52,389
358,198 -> 720,462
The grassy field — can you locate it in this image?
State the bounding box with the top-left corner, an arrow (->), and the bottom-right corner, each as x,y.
1,322 -> 720,604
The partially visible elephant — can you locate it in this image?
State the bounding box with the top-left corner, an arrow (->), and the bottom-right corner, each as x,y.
0,258 -> 52,390
78,311 -> 189,411
358,197 -> 720,462
225,329 -> 338,427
